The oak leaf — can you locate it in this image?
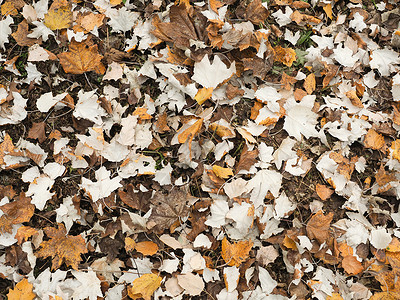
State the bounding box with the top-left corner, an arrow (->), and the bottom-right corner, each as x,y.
44,3 -> 73,30
58,39 -> 105,75
36,223 -> 88,270
221,237 -> 253,267
7,278 -> 36,300
128,274 -> 162,300
306,210 -> 333,244
364,129 -> 385,150
304,73 -> 316,94
147,188 -> 190,234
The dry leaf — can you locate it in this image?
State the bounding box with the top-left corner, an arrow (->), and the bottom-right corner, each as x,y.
194,87 -> 213,105
212,165 -> 234,179
345,90 -> 363,108
221,237 -> 253,267
391,140 -> 400,161
304,73 -> 316,94
245,0 -> 269,24
0,133 -> 15,166
27,122 -> 46,143
75,12 -> 105,33
58,38 -> 105,75
235,145 -> 258,173
342,255 -> 364,275
155,111 -> 171,133
315,184 -> 334,201
306,210 -> 333,244
44,3 -> 73,30
135,241 -> 159,256
326,293 -> 344,300
128,274 -> 162,300
369,292 -> 398,300
210,0 -> 223,13
323,4 -> 333,19
281,72 -> 297,90
364,129 -> 385,150
147,188 -> 190,234
178,118 -> 203,144
36,223 -> 88,270
15,226 -> 39,245
12,20 -> 41,47
7,278 -> 36,300
0,193 -> 35,234
274,46 -> 297,67
118,184 -> 151,212
393,106 -> 400,126
125,237 -> 136,252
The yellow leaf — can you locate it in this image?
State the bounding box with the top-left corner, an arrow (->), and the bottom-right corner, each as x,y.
212,165 -> 234,179
194,87 -> 213,105
128,274 -> 162,300
364,129 -> 385,150
7,278 -> 36,300
1,1 -> 18,16
110,0 -> 122,5
304,73 -> 316,94
221,237 -> 253,267
369,292 -> 398,300
178,119 -> 203,144
274,46 -> 297,67
44,4 -> 73,30
135,241 -> 159,256
327,293 -> 343,300
390,140 -> 400,161
209,122 -> 235,138
125,237 -> 136,252
323,4 -> 333,20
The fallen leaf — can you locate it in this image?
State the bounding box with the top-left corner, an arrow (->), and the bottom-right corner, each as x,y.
44,3 -> 73,30
177,118 -> 203,144
154,111 -> 170,133
245,0 -> 269,24
58,38 -> 105,75
0,192 -> 35,234
364,129 -> 385,150
281,72 -> 297,90
304,73 -> 316,94
391,140 -> 400,161
75,12 -> 105,33
147,188 -> 190,234
323,4 -> 333,19
369,292 -> 398,300
15,226 -> 38,245
12,20 -> 41,47
274,46 -> 297,67
125,237 -> 136,252
209,0 -> 223,13
306,210 -> 333,244
128,274 -> 162,300
118,184 -> 151,212
346,90 -> 363,108
0,133 -> 15,166
27,122 -> 46,143
177,273 -> 205,296
326,293 -> 344,300
36,223 -> 88,270
135,241 -> 159,256
342,255 -> 364,275
221,237 -> 253,267
315,184 -> 334,201
7,278 -> 36,300
235,145 -> 259,173
194,87 -> 213,105
393,106 -> 400,126
212,165 -> 234,179
291,10 -> 321,25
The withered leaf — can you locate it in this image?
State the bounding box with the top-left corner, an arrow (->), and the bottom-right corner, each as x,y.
44,3 -> 73,30
147,188 -> 190,234
221,237 -> 253,267
27,122 -> 46,143
12,20 -> 42,47
243,56 -> 271,80
306,210 -> 333,244
245,0 -> 269,24
0,192 -> 35,234
36,223 -> 88,270
118,184 -> 151,212
236,145 -> 259,173
7,278 -> 36,300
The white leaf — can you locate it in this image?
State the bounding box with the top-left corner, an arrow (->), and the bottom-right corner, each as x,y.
73,90 -> 107,125
258,266 -> 277,294
370,47 -> 400,76
247,169 -> 282,208
26,175 -> 54,210
205,200 -> 229,228
370,227 -> 392,249
224,266 -> 240,292
71,269 -> 103,300
177,273 -> 205,296
0,16 -> 13,50
332,44 -> 358,67
108,7 -> 139,33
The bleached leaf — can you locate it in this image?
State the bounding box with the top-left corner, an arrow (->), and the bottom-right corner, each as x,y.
73,90 -> 107,125
56,196 -> 80,233
332,44 -> 358,67
258,266 -> 277,294
370,227 -> 392,249
205,200 -> 229,228
193,234 -> 212,249
349,13 -> 366,32
108,7 -> 139,33
27,21 -> 55,42
192,55 -> 236,89
0,16 -> 13,50
36,92 -> 68,113
177,273 -> 204,296
247,169 -> 282,208
71,269 -> 103,300
370,47 -> 400,76
26,175 -> 55,210
224,266 -> 240,292
0,92 -> 28,125
274,192 -> 296,219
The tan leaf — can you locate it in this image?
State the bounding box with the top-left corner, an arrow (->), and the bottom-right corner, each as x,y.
315,184 -> 334,201
235,145 -> 258,173
177,118 -> 203,144
245,0 -> 269,24
304,73 -> 316,94
58,38 -> 105,75
250,101 -> 263,120
36,223 -> 88,270
291,10 -> 321,25
194,87 -> 213,105
281,72 -> 297,90
274,46 -> 297,67
12,20 -> 41,47
208,122 -> 235,138
128,274 -> 162,300
391,140 -> 400,161
154,111 -> 171,133
306,210 -> 333,244
221,237 -> 253,267
7,278 -> 36,300
342,255 -> 364,275
76,12 -> 105,33
212,165 -> 234,179
0,192 -> 35,234
135,241 -> 159,256
209,0 -> 223,13
27,122 -> 46,143
393,106 -> 400,126
133,107 -> 152,120
364,129 -> 385,150
15,226 -> 39,245
326,293 -> 344,300
0,133 -> 15,166
1,1 -> 24,16
346,90 -> 363,108
125,237 -> 136,252
44,3 -> 73,30
323,4 -> 333,19
369,292 -> 398,300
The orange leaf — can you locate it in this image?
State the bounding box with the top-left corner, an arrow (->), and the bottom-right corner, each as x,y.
1,1 -> 19,16
7,278 -> 36,300
281,72 -> 297,90
323,4 -> 333,20
221,237 -> 253,267
36,223 -> 88,270
274,46 -> 297,67
393,106 -> 400,126
386,237 -> 400,252
125,237 -> 136,252
194,87 -> 213,105
345,90 -> 363,108
369,292 -> 398,300
128,274 -> 162,300
177,118 -> 203,144
44,3 -> 73,30
364,129 -> 385,150
15,226 -> 39,245
326,293 -> 343,300
58,39 -> 105,75
306,210 -> 333,244
390,140 -> 400,161
135,241 -> 159,256
208,122 -> 235,138
304,73 -> 316,94
209,0 -> 223,13
212,165 -> 234,179
315,184 -> 334,201
133,107 -> 152,120
342,255 -> 364,275
76,12 -> 105,32
0,133 -> 15,166
0,192 -> 35,234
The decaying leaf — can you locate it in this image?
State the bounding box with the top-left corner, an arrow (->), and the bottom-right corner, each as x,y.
274,46 -> 297,67
134,241 -> 159,256
364,129 -> 385,150
7,278 -> 36,300
342,255 -> 364,275
306,211 -> 333,244
58,38 -> 105,75
245,0 -> 269,24
27,122 -> 46,143
304,73 -> 316,94
221,237 -> 253,267
0,192 -> 35,234
212,165 -> 234,179
44,3 -> 73,30
128,274 -> 162,300
36,223 -> 88,270
147,188 -> 190,234
315,184 -> 334,201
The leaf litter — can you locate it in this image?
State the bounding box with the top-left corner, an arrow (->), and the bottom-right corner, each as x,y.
0,0 -> 400,299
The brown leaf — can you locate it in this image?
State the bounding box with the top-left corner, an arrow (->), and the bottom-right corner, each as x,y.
364,129 -> 385,150
221,237 -> 253,267
393,105 -> 400,126
12,20 -> 42,47
306,210 -> 333,244
147,188 -> 190,234
27,122 -> 46,143
342,255 -> 364,275
58,38 -> 105,75
304,73 -> 316,94
281,72 -> 297,90
154,111 -> 171,133
243,56 -> 271,80
315,184 -> 334,201
0,133 -> 15,166
245,0 -> 269,24
36,223 -> 88,270
236,145 -> 259,173
118,184 -> 151,212
15,226 -> 39,245
274,46 -> 297,67
75,12 -> 105,33
0,193 -> 35,234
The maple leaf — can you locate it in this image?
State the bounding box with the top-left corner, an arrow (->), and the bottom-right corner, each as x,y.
306,210 -> 333,244
11,20 -> 41,47
147,188 -> 190,234
58,39 -> 105,75
0,192 -> 35,234
245,0 -> 269,24
221,237 -> 253,267
7,278 -> 36,300
36,223 -> 88,270
44,3 -> 73,30
274,46 -> 297,67
128,273 -> 162,300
